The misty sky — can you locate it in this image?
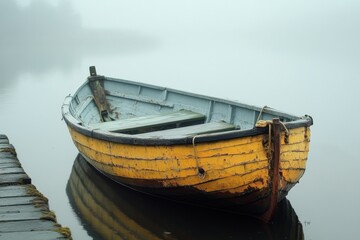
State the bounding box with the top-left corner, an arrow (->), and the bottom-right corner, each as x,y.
3,0 -> 359,83
1,1 -> 360,239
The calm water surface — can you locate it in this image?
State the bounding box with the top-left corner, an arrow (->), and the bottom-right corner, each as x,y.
1,1 -> 359,239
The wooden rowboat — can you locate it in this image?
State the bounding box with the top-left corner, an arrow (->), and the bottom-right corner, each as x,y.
62,66 -> 313,221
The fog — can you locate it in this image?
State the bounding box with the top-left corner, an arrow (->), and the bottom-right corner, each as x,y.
0,0 -> 158,87
1,1 -> 360,239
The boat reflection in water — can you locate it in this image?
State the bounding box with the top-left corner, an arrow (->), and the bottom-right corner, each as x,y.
67,154 -> 304,240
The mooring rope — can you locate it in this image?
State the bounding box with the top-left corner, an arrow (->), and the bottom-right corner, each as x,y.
279,121 -> 289,143
256,105 -> 268,123
255,118 -> 290,158
256,105 -> 290,144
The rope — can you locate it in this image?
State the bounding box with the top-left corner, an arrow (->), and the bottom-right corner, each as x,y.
255,118 -> 290,157
279,121 -> 290,143
192,136 -> 206,179
255,105 -> 290,143
256,105 -> 268,123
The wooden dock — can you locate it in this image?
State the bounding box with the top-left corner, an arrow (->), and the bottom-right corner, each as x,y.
0,134 -> 71,240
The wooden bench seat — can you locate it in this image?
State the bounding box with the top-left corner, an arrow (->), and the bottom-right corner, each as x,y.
89,110 -> 205,133
136,121 -> 236,139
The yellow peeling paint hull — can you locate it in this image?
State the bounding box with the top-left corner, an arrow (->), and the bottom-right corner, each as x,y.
67,125 -> 310,216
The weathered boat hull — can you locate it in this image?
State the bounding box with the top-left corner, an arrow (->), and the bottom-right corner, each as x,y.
67,154 -> 304,239
62,67 -> 312,221
66,120 -> 310,217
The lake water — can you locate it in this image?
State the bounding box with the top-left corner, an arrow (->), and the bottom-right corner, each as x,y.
1,1 -> 359,239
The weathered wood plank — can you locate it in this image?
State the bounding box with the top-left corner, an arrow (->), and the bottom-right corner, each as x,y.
0,145 -> 26,185
0,167 -> 25,175
89,110 -> 205,132
0,185 -> 35,198
0,143 -> 14,149
0,204 -> 48,214
0,134 -> 71,239
0,231 -> 68,240
0,135 -> 8,145
0,187 -> 27,198
137,121 -> 236,138
0,220 -> 59,233
0,144 -> 16,155
0,153 -> 17,160
0,162 -> 21,168
0,196 -> 47,207
0,210 -> 46,222
0,139 -> 9,144
0,173 -> 31,185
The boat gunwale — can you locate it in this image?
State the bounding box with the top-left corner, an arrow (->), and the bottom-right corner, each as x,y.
104,76 -> 302,121
63,117 -> 312,146
62,77 -> 313,146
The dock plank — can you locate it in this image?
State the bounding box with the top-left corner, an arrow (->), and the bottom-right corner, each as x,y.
0,185 -> 39,198
0,135 -> 9,145
0,205 -> 48,214
0,162 -> 21,168
0,155 -> 17,161
0,196 -> 44,207
0,144 -> 16,155
0,210 -> 46,222
0,174 -> 31,185
0,231 -> 69,240
0,220 -> 58,232
0,167 -> 26,175
0,134 -> 71,239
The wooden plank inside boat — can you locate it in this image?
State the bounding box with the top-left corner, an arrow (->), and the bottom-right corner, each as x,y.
136,121 -> 236,138
89,110 -> 206,134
